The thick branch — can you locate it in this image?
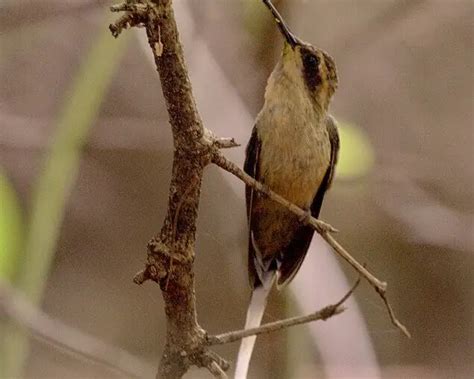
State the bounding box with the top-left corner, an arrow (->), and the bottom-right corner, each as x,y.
111,1 -> 228,378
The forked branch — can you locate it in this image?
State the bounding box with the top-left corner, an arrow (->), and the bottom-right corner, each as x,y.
207,278 -> 360,346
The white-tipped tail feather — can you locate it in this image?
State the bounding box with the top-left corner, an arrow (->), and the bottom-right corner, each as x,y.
234,274 -> 275,379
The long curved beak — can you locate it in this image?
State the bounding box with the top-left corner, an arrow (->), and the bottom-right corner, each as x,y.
262,0 -> 298,48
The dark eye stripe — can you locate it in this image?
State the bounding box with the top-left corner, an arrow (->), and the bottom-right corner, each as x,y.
301,49 -> 321,91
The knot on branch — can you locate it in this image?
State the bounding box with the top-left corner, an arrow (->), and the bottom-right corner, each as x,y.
109,1 -> 151,38
183,339 -> 230,377
111,0 -> 168,57
160,342 -> 230,378
318,304 -> 340,320
174,128 -> 240,170
133,238 -> 194,288
202,128 -> 240,150
159,325 -> 229,378
198,350 -> 230,376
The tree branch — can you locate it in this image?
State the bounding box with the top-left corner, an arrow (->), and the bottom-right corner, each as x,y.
111,1 -> 226,378
207,278 -> 360,346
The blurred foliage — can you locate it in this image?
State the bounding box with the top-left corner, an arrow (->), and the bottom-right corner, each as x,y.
242,0 -> 271,37
0,168 -> 24,282
17,22 -> 130,304
337,120 -> 374,179
1,13 -> 131,378
285,295 -> 315,378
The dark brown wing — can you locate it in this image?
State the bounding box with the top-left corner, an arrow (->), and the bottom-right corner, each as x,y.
244,127 -> 263,289
324,115 -> 340,190
277,115 -> 340,288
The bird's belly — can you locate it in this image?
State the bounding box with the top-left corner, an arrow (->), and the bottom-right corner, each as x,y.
260,130 -> 330,208
253,145 -> 329,257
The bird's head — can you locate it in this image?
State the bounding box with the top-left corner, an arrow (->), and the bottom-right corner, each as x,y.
263,0 -> 338,110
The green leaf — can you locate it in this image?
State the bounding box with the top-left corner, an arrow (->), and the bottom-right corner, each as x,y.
242,0 -> 269,37
336,120 -> 375,179
0,169 -> 23,282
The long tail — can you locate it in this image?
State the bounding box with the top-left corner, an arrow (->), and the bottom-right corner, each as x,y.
234,275 -> 274,379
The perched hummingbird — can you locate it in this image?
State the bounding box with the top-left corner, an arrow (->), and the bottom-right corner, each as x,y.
235,1 -> 340,377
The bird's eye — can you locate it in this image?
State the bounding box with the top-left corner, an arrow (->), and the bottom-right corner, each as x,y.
305,54 -> 319,69
302,50 -> 322,90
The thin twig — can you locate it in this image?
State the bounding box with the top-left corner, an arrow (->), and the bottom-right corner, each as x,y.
212,151 -> 337,234
207,278 -> 360,346
377,287 -> 411,338
0,280 -> 155,378
322,233 -> 387,292
209,306 -> 345,345
212,150 -> 410,338
207,361 -> 228,378
109,3 -> 148,39
214,137 -> 241,149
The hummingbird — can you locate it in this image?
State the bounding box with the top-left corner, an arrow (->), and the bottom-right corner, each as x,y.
235,1 -> 340,377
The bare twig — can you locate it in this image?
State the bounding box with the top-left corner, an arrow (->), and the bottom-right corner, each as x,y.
109,2 -> 149,38
321,233 -> 387,292
207,361 -> 228,379
214,137 -> 241,149
207,278 -> 360,346
377,287 -> 411,338
212,151 -> 410,338
0,280 -> 155,378
211,151 -> 338,234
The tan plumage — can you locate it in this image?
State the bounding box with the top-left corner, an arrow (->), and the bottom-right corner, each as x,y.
246,41 -> 339,289
236,1 -> 340,377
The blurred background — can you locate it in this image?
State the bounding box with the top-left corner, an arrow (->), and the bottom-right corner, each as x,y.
0,0 -> 473,378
